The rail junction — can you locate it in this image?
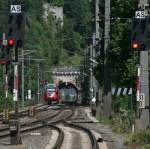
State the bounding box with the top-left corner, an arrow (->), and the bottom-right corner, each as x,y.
0,104 -> 127,149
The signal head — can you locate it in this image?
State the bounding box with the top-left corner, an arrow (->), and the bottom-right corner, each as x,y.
16,14 -> 23,29
16,40 -> 23,48
131,42 -> 140,49
8,39 -> 15,46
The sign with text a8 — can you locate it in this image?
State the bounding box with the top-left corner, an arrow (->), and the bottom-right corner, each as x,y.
139,93 -> 145,109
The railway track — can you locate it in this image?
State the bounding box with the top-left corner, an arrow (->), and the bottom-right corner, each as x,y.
57,106 -> 99,149
0,106 -> 100,149
41,122 -> 64,149
64,121 -> 99,149
37,106 -> 99,149
0,104 -> 52,134
0,106 -> 72,139
0,104 -> 48,121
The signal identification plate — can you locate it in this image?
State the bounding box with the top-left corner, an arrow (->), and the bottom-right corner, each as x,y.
135,11 -> 145,18
11,5 -> 22,14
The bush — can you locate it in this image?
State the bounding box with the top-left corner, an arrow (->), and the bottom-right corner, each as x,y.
97,110 -> 135,133
125,131 -> 150,146
0,93 -> 14,112
141,144 -> 150,149
96,114 -> 112,126
0,93 -> 35,112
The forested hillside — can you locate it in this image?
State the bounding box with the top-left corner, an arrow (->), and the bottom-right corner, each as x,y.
0,0 -> 92,106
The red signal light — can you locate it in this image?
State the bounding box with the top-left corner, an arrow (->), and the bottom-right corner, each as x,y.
8,39 -> 15,46
132,42 -> 139,49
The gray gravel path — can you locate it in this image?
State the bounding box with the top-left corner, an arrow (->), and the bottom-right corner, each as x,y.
22,127 -> 52,149
0,127 -> 56,149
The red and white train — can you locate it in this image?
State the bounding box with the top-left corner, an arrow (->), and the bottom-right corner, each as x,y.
44,84 -> 60,104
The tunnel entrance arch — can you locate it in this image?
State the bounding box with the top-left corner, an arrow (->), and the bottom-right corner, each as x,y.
52,67 -> 82,103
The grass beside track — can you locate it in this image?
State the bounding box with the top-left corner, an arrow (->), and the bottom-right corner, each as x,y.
124,130 -> 150,148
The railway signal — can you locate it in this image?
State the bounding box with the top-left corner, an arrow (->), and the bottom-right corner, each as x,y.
131,18 -> 148,51
0,5 -> 24,64
9,3 -> 24,145
133,0 -> 149,130
8,4 -> 24,62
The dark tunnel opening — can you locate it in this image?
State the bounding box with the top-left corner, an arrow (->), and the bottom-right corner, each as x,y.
58,82 -> 78,104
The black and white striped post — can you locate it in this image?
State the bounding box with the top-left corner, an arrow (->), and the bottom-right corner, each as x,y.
112,87 -> 132,96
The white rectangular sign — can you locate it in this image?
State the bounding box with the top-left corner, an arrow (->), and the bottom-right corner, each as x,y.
135,11 -> 145,18
11,5 -> 22,14
137,90 -> 140,101
138,93 -> 145,109
2,40 -> 7,46
13,89 -> 18,101
28,90 -> 31,100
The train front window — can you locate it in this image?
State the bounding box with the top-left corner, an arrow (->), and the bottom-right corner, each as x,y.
46,84 -> 55,89
47,89 -> 55,95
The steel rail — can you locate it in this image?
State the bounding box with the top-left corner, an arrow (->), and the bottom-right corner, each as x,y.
0,106 -> 73,139
0,104 -> 48,120
0,106 -> 75,149
41,121 -> 64,149
64,121 -> 99,149
0,107 -> 63,136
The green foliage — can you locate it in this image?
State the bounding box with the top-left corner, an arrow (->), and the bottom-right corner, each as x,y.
47,0 -> 63,6
110,19 -> 137,87
141,144 -> 150,149
0,93 -> 14,112
64,0 -> 92,35
112,96 -> 135,112
112,110 -> 135,133
97,108 -> 135,133
0,0 -> 8,33
0,0 -> 91,112
125,131 -> 150,146
95,0 -> 137,88
96,114 -> 112,126
63,0 -> 92,56
111,0 -> 137,18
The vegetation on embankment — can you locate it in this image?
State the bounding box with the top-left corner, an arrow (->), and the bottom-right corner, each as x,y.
96,95 -> 150,148
97,113 -> 150,149
125,131 -> 150,149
